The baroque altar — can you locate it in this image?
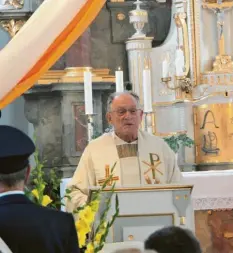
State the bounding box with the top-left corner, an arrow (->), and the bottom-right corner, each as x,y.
0,0 -> 233,252
122,0 -> 233,252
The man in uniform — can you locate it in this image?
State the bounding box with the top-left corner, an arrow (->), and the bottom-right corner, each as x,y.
0,125 -> 80,253
66,91 -> 182,211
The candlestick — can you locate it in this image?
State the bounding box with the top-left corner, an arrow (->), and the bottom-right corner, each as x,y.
143,67 -> 152,112
87,114 -> 94,143
84,69 -> 93,115
144,112 -> 154,134
115,67 -> 124,92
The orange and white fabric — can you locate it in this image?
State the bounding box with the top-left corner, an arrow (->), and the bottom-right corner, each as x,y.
0,0 -> 105,109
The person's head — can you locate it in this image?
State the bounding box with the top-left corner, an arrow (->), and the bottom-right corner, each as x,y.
145,226 -> 202,253
106,91 -> 143,142
0,125 -> 35,192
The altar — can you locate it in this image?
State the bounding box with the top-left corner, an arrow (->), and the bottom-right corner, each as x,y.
0,0 -> 233,252
61,170 -> 233,252
61,170 -> 233,211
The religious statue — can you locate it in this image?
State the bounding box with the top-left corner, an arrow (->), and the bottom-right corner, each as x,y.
202,0 -> 233,72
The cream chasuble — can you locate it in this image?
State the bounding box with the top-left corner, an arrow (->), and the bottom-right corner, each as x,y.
66,130 -> 183,212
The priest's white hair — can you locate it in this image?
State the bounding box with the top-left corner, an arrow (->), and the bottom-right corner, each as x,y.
106,91 -> 141,112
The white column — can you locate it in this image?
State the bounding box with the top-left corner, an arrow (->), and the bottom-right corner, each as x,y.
126,37 -> 153,106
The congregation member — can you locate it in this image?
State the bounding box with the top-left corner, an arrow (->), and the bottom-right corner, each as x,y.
145,226 -> 202,253
0,125 -> 80,253
66,91 -> 182,211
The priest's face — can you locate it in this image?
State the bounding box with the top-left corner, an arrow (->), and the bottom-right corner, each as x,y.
107,94 -> 143,142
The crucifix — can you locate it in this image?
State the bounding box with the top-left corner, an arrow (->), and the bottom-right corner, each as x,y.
98,165 -> 119,186
202,0 -> 233,56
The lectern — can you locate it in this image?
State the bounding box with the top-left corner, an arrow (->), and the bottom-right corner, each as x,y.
89,184 -> 194,243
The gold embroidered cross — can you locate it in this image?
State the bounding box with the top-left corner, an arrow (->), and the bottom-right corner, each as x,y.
98,165 -> 119,186
142,160 -> 163,184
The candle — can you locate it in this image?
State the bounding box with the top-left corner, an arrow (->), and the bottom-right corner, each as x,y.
115,68 -> 124,92
175,48 -> 184,76
143,67 -> 152,112
84,70 -> 93,115
162,59 -> 169,78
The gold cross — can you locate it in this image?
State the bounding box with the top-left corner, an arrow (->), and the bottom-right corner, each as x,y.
142,160 -> 163,184
98,165 -> 119,186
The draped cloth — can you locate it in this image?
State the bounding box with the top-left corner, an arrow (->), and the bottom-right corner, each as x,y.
0,0 -> 106,109
66,130 -> 183,212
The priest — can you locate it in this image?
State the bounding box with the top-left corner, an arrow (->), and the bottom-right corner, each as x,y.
66,91 -> 183,212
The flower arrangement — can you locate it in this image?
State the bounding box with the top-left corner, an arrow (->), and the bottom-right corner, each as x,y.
70,164 -> 119,253
26,146 -> 119,253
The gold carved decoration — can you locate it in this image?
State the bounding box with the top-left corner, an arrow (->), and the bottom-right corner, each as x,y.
212,55 -> 233,73
200,73 -> 233,85
174,12 -> 190,77
37,67 -> 115,85
0,19 -> 26,37
202,0 -> 233,73
4,0 -> 24,9
223,232 -> 233,239
116,13 -> 126,21
194,103 -> 233,164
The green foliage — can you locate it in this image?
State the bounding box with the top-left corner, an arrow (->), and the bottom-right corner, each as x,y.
26,134 -> 62,208
163,133 -> 194,154
91,163 -> 119,253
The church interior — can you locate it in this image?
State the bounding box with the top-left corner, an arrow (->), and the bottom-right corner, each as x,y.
0,0 -> 233,252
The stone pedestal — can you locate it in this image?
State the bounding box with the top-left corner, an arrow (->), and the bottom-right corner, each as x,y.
24,82 -> 114,178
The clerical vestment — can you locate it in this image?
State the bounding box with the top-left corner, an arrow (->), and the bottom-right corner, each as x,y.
66,130 -> 183,212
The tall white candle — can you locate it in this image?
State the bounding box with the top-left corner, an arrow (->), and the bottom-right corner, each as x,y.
115,68 -> 124,92
162,60 -> 169,78
175,48 -> 185,76
143,68 -> 152,112
84,70 -> 93,115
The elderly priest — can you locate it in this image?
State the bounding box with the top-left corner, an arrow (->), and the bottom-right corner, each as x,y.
66,91 -> 183,211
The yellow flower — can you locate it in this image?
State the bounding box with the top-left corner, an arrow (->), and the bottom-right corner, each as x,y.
75,219 -> 91,234
31,189 -> 52,207
89,200 -> 100,212
78,230 -> 86,248
42,195 -> 52,206
85,243 -> 94,253
75,219 -> 92,247
31,189 -> 39,199
79,206 -> 95,225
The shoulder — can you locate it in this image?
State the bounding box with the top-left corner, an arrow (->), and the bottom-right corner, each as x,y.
33,205 -> 74,223
140,130 -> 173,153
85,132 -> 113,150
140,130 -> 167,145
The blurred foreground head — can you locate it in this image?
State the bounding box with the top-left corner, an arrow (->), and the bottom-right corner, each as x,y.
0,125 -> 35,191
145,226 -> 202,253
